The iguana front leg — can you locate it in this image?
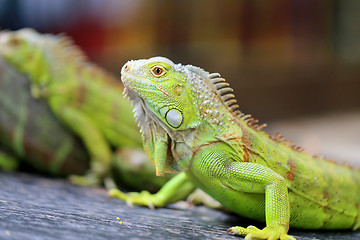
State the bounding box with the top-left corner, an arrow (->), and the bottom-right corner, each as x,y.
109,171 -> 196,208
192,147 -> 295,240
225,163 -> 294,240
48,96 -> 112,186
109,127 -> 197,207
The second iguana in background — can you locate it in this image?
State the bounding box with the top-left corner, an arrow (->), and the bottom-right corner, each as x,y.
110,57 -> 360,240
0,29 -> 145,186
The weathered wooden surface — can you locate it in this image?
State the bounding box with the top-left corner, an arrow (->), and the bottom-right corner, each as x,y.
0,172 -> 359,240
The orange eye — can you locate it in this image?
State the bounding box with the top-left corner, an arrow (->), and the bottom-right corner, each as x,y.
151,66 -> 166,77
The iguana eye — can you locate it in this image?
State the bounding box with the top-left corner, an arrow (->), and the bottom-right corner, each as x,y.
151,66 -> 166,77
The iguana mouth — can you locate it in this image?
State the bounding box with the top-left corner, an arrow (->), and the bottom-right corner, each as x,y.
121,71 -> 158,131
121,63 -> 142,104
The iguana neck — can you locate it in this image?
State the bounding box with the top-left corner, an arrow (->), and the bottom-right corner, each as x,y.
172,63 -> 243,138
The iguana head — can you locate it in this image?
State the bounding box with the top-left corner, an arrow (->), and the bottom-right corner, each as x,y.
121,57 -> 201,131
121,56 -> 241,131
121,57 -> 241,174
0,29 -> 52,95
0,29 -> 94,98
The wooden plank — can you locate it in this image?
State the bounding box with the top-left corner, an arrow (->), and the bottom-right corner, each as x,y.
0,172 -> 359,240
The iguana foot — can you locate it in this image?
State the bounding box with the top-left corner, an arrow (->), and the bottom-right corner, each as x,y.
227,225 -> 295,240
109,189 -> 165,209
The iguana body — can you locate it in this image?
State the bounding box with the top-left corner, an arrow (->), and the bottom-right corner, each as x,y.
0,28 -> 147,186
110,57 -> 360,239
0,55 -> 89,175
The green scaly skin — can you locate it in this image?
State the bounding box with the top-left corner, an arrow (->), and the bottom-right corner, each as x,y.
0,29 -> 144,186
110,57 -> 360,240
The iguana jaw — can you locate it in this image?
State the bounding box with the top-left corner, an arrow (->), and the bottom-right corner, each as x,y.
120,61 -> 149,125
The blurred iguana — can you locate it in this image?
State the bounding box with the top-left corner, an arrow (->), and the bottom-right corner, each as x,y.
0,29 -> 167,189
110,57 -> 360,240
0,56 -> 89,175
0,58 -> 163,191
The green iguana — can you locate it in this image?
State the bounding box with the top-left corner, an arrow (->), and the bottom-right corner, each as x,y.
110,57 -> 360,240
0,28 -> 150,186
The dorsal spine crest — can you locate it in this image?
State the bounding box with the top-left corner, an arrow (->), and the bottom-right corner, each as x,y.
207,72 -> 309,154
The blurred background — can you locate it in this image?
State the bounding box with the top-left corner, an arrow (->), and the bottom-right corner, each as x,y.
1,0 -> 359,121
0,0 -> 360,121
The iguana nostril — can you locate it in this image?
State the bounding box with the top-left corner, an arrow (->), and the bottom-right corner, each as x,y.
122,63 -> 130,72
